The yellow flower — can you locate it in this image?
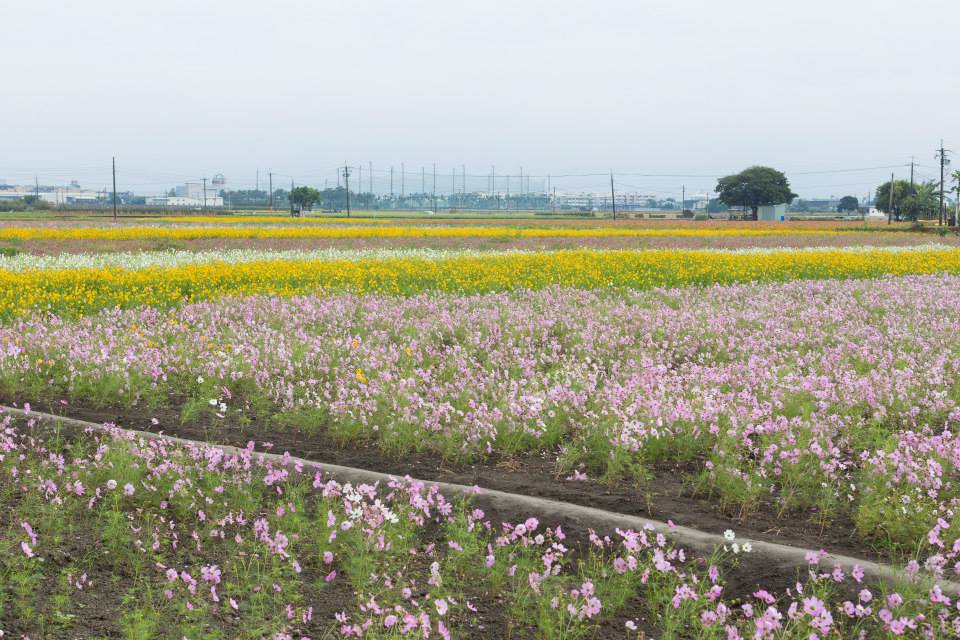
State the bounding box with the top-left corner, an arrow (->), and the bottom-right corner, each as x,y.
1,247 -> 959,318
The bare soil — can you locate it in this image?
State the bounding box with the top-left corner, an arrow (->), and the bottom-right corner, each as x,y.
15,399 -> 886,566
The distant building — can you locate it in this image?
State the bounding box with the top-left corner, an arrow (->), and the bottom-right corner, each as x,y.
0,185 -> 103,205
555,191 -> 654,211
758,203 -> 788,221
149,174 -> 226,208
682,194 -> 711,211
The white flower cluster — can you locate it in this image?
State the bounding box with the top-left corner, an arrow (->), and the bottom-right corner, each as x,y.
722,529 -> 752,555
342,483 -> 399,525
0,248 -> 529,272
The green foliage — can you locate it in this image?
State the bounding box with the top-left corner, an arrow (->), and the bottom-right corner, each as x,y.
289,186 -> 322,211
900,181 -> 939,221
715,166 -> 797,217
705,198 -> 726,213
2,196 -> 50,212
837,195 -> 859,212
874,179 -> 916,216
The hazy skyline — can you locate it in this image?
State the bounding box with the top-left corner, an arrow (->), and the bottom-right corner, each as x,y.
2,0 -> 957,199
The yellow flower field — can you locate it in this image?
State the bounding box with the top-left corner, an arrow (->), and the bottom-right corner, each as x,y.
1,247 -> 959,318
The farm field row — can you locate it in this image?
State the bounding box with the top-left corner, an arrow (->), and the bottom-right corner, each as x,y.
0,244 -> 951,272
0,213 -> 908,230
3,230 -> 955,256
5,276 -> 960,562
3,246 -> 960,318
0,224 -> 910,242
2,414 -> 956,639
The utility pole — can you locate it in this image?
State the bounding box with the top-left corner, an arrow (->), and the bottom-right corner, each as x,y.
910,157 -> 915,189
936,140 -> 951,226
343,164 -> 352,217
421,167 -> 425,194
610,171 -> 617,221
682,184 -> 686,213
202,177 -> 207,211
358,165 -> 363,195
369,161 -> 373,195
462,165 -> 466,195
941,142 -> 946,226
269,172 -> 274,211
552,186 -> 557,214
401,162 -> 405,198
888,172 -> 894,225
491,165 -> 496,198
111,158 -> 117,220
256,170 -> 259,193
390,166 -> 394,198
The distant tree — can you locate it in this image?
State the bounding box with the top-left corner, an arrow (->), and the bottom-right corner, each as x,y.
900,181 -> 939,221
837,196 -> 859,212
952,170 -> 960,225
289,186 -> 321,212
705,198 -> 727,213
715,166 -> 797,219
874,180 -> 916,219
317,187 -> 347,210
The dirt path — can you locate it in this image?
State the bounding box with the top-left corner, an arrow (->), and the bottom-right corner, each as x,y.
6,404 -> 949,602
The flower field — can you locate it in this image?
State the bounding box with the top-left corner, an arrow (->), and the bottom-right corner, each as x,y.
6,273 -> 960,554
3,415 -> 960,639
2,245 -> 960,318
4,222 -> 960,638
0,224 -> 865,243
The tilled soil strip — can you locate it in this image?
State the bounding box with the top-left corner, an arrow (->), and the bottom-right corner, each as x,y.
5,405 -> 956,595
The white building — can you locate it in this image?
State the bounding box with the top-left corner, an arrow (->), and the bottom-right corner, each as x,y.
556,191 -> 654,210
145,195 -> 224,208
0,185 -> 103,205
150,174 -> 226,208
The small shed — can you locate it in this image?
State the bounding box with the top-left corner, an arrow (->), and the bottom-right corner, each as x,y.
758,203 -> 787,221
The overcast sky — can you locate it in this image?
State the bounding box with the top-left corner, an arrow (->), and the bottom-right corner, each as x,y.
1,0 -> 957,198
